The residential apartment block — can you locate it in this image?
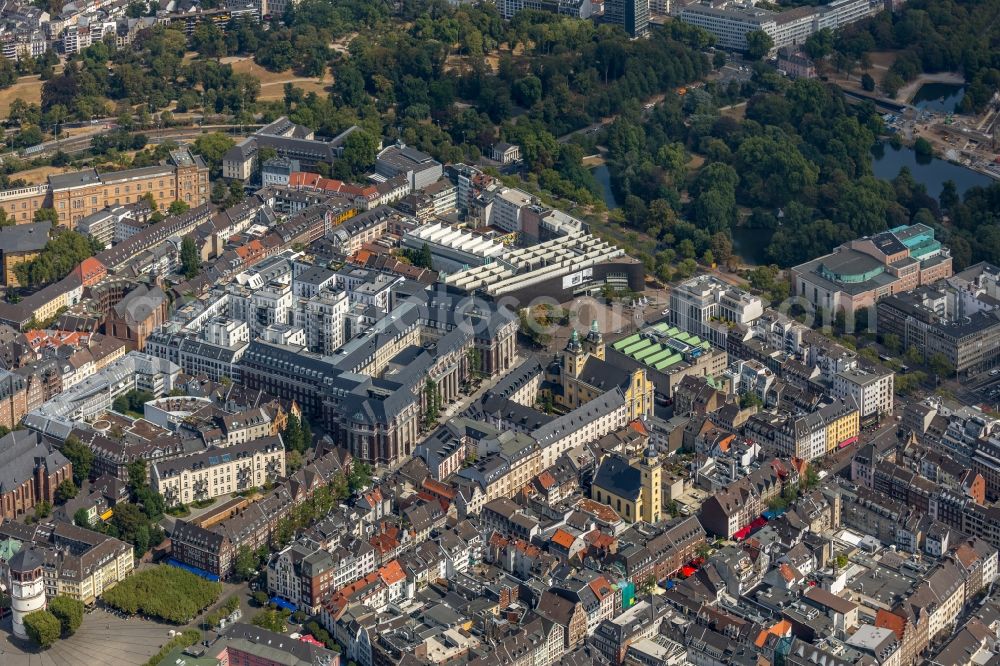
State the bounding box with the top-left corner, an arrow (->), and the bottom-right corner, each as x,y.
876,263 -> 1000,377
833,368 -> 894,421
151,436 -> 286,506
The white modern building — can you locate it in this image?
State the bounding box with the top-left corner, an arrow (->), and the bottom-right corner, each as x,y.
734,359 -> 776,404
670,275 -> 764,349
401,222 -> 508,273
23,352 -> 181,438
680,0 -> 880,53
144,329 -> 248,383
203,318 -> 250,348
679,4 -> 777,52
444,230 -> 626,298
262,323 -> 306,347
833,367 -> 894,421
295,288 -> 349,355
226,279 -> 295,340
490,188 -> 535,235
75,205 -> 133,249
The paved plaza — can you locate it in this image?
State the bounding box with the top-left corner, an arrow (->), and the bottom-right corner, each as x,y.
0,608 -> 176,666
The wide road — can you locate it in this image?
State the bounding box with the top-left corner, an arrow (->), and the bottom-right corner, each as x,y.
14,124 -> 262,158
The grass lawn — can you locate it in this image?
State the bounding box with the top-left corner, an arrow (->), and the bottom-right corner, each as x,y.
166,505 -> 190,517
0,75 -> 45,118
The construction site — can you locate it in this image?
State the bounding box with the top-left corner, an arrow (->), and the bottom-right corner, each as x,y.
872,97 -> 999,182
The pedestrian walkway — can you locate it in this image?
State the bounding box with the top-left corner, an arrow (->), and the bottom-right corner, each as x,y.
1,609 -> 167,666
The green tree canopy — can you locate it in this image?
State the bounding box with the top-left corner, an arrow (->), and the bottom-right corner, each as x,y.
745,30 -> 774,60
335,130 -> 379,179
34,207 -> 59,223
281,414 -> 306,454
48,596 -> 84,636
62,435 -> 93,486
233,545 -> 260,582
181,236 -> 200,279
55,479 -> 78,504
193,132 -> 235,174
13,228 -> 100,288
168,199 -> 190,216
102,566 -> 221,624
73,507 -> 91,528
252,608 -> 288,633
24,609 -> 61,647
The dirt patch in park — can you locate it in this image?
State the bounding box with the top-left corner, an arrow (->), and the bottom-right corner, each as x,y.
0,75 -> 44,117
12,164 -> 74,184
223,56 -> 332,100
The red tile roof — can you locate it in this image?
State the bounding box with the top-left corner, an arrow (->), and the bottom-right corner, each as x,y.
489,532 -> 509,548
289,172 -> 321,188
575,498 -> 621,524
875,609 -> 906,640
514,539 -> 541,558
289,171 -> 378,199
584,530 -> 616,550
75,257 -> 107,286
369,526 -> 401,555
379,559 -> 406,585
551,529 -> 576,550
363,487 -> 383,505
588,576 -> 614,601
628,419 -> 648,436
537,471 -> 557,490
953,542 -> 979,568
422,477 -> 457,500
754,619 -> 791,647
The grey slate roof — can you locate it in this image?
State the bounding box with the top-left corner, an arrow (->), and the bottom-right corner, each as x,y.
0,430 -> 69,494
48,168 -> 100,189
0,221 -> 50,253
592,454 -> 641,501
7,545 -> 44,572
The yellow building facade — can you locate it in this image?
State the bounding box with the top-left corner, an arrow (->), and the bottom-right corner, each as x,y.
590,449 -> 662,524
823,402 -> 860,453
2,250 -> 40,287
0,149 -> 210,228
551,322 -> 653,422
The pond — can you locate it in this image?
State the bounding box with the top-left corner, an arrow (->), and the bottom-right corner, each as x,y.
731,227 -> 775,266
910,82 -> 965,113
871,142 -> 993,199
590,164 -> 619,210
